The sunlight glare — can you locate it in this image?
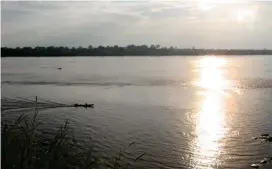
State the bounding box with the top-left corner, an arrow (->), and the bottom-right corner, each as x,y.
191,56 -> 228,168
235,9 -> 256,23
197,0 -> 215,11
195,57 -> 229,91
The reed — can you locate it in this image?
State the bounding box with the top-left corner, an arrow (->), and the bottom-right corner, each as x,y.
1,110 -> 145,169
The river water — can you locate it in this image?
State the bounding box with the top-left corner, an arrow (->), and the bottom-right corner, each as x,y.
2,56 -> 272,169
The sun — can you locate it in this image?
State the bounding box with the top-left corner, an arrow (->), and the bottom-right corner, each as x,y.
237,13 -> 244,22
197,0 -> 215,11
235,9 -> 256,23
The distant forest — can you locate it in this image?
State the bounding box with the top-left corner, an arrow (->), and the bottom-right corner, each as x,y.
1,45 -> 272,56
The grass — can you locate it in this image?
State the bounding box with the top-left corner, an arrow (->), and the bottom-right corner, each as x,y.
1,110 -> 145,169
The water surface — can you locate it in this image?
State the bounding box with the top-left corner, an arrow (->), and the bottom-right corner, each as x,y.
2,56 -> 272,169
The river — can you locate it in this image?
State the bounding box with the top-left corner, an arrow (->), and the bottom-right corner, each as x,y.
2,56 -> 272,169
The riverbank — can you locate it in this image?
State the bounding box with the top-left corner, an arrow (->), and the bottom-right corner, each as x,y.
2,46 -> 272,57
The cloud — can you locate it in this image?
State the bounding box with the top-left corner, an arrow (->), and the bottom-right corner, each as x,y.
1,1 -> 272,48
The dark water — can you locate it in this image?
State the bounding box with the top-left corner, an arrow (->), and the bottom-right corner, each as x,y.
2,56 -> 272,169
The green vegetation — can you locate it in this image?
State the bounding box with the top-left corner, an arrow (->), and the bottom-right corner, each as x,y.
2,45 -> 272,56
1,110 -> 145,169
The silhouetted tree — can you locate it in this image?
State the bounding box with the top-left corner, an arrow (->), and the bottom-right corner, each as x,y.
1,45 -> 272,57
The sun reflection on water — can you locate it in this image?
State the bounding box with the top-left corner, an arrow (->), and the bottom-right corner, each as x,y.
196,57 -> 229,92
192,56 -> 228,169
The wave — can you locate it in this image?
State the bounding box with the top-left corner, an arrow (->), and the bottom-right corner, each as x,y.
2,78 -> 272,89
2,80 -> 185,87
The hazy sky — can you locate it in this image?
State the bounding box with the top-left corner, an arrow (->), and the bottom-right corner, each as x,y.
2,0 -> 272,48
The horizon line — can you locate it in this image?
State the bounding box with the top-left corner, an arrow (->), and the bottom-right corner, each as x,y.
2,46 -> 272,50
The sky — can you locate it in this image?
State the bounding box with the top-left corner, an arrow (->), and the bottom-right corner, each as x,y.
1,0 -> 272,49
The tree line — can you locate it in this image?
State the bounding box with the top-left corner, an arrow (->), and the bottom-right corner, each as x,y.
1,45 -> 272,56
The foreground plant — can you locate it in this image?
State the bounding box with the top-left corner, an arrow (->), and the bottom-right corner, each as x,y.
1,110 -> 145,169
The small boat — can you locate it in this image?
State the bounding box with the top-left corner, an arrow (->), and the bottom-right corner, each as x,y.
73,103 -> 94,108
